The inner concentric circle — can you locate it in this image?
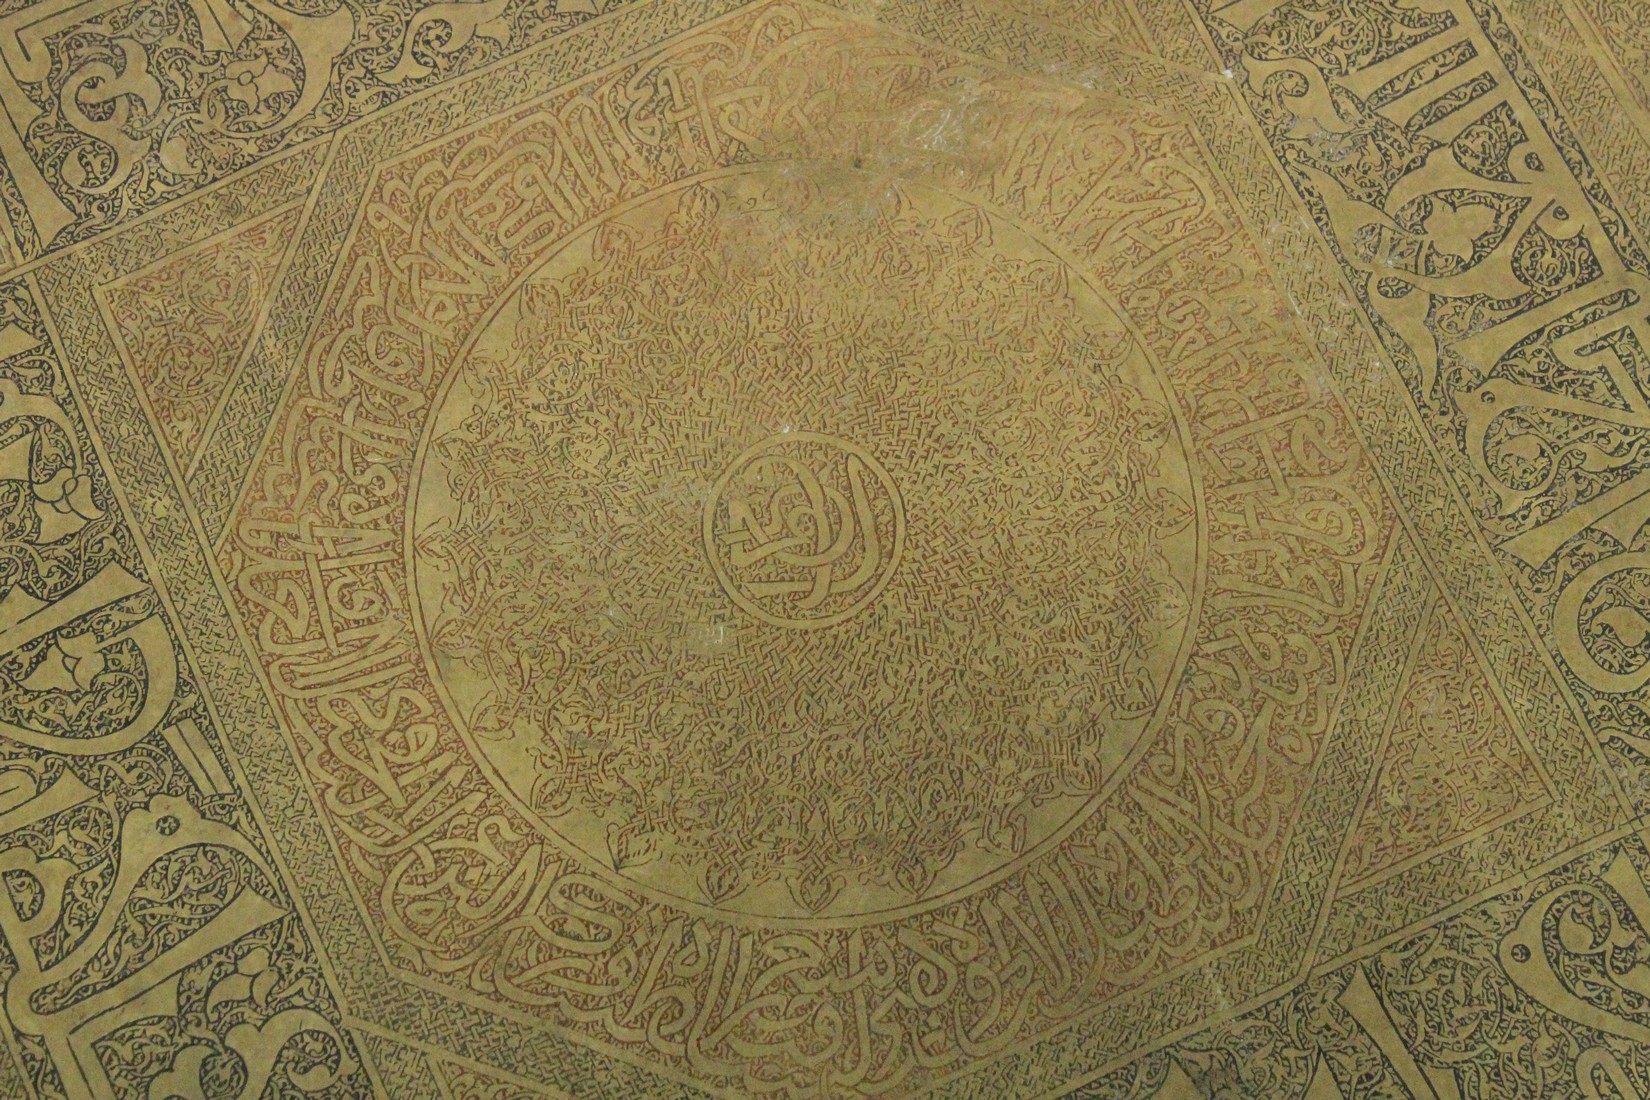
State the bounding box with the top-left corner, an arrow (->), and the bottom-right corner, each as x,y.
409,164 -> 1201,923
702,430 -> 906,629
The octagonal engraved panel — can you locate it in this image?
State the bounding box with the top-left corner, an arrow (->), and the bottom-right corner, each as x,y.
223,3 -> 1394,1095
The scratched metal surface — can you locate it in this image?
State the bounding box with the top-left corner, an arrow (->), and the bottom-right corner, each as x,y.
0,0 -> 1645,1096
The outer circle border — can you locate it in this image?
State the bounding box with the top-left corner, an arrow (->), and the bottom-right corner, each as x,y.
401,159 -> 1207,931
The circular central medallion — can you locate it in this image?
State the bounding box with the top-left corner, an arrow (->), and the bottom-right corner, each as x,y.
703,431 -> 905,629
409,164 -> 1201,923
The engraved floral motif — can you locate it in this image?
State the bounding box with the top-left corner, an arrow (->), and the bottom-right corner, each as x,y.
0,0 -> 627,258
1340,594 -> 1546,888
103,205 -> 299,471
411,170 -> 1196,919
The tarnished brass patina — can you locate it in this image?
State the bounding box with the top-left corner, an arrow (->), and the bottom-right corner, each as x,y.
0,0 -> 1648,1096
